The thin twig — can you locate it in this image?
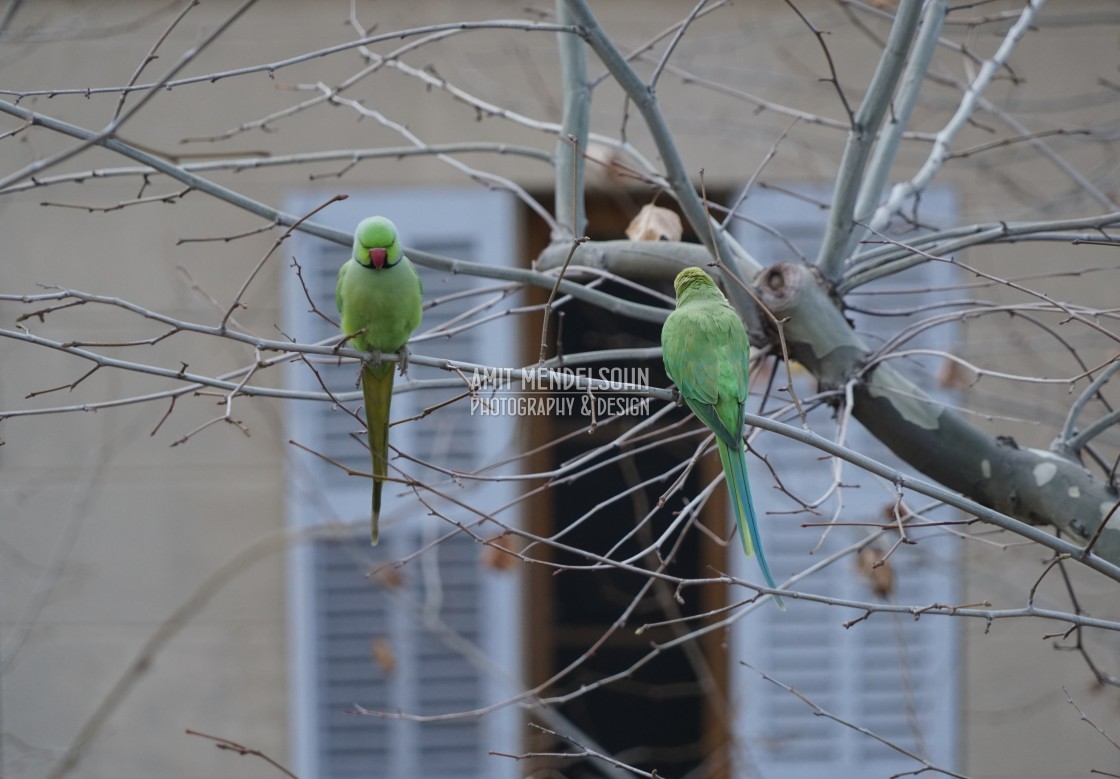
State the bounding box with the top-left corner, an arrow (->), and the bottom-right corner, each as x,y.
184,729 -> 299,779
220,193 -> 347,328
743,662 -> 972,778
112,0 -> 201,120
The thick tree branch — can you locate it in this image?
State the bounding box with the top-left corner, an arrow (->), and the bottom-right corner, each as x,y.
846,0 -> 947,260
815,0 -> 924,279
756,262 -> 1120,567
536,239 -> 709,281
554,0 -> 590,240
864,0 -> 1051,236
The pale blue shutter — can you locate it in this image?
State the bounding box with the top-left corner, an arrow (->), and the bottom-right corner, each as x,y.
283,188 -> 522,779
728,187 -> 962,777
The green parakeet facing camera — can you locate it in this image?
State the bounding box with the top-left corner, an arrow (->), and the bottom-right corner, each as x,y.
336,216 -> 423,545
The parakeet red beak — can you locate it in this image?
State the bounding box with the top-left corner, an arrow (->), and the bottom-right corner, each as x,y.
368,248 -> 387,268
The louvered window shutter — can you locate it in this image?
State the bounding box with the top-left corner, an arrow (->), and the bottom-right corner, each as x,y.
283,189 -> 522,779
728,188 -> 962,777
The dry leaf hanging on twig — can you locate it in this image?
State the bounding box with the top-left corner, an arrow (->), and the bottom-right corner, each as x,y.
857,547 -> 895,599
626,204 -> 683,242
481,534 -> 519,571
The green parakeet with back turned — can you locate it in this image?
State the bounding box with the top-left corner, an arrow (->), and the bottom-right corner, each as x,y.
661,267 -> 784,609
336,216 -> 423,545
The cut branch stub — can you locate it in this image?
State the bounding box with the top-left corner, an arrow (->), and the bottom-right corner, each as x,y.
756,262 -> 867,389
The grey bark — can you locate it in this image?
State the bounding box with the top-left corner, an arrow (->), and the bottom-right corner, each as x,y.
755,261 -> 1120,564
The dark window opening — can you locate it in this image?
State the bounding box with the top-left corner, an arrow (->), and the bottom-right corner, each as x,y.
522,191 -> 737,779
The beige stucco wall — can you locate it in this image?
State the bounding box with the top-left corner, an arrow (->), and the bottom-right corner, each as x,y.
1,2 -> 1118,777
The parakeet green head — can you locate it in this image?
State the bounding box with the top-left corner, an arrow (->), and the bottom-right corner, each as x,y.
673,266 -> 720,301
353,216 -> 403,269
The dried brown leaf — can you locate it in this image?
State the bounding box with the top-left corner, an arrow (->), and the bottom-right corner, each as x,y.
625,204 -> 682,242
857,547 -> 895,599
938,358 -> 972,390
371,637 -> 396,676
371,565 -> 405,589
481,534 -> 518,571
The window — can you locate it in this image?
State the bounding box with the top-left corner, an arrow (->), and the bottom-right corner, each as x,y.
728,187 -> 962,777
283,188 -> 522,779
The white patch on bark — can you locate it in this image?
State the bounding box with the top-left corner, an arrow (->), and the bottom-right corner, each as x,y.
981,459 -> 991,479
1032,462 -> 1057,487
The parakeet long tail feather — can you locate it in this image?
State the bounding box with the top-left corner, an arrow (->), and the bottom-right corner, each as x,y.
361,363 -> 394,546
718,439 -> 786,610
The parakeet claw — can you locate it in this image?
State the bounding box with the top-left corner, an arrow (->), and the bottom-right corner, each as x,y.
354,350 -> 383,388
669,386 -> 683,405
396,345 -> 411,376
